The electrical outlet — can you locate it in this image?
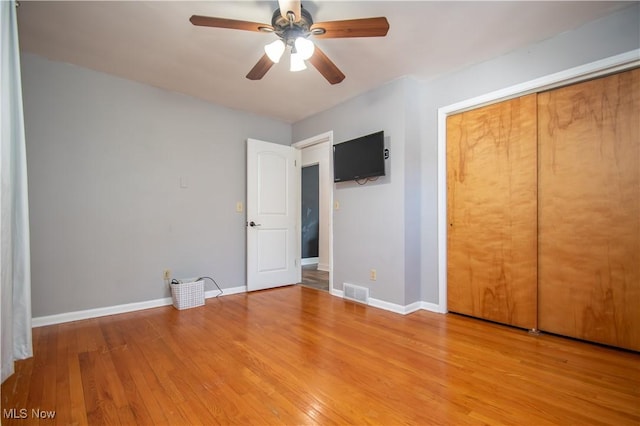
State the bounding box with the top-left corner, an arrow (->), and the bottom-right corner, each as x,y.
236,201 -> 243,213
163,269 -> 171,280
334,201 -> 340,210
370,269 -> 377,281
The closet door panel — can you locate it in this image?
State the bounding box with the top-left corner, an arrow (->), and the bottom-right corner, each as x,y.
538,69 -> 640,351
447,94 -> 538,329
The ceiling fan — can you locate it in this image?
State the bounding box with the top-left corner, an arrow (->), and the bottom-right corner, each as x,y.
189,0 -> 389,84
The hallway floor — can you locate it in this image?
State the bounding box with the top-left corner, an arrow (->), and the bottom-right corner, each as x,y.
300,264 -> 329,292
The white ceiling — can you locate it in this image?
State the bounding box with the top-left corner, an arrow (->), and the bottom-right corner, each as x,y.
17,1 -> 632,123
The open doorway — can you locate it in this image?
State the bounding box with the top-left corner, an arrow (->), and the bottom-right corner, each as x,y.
301,164 -> 320,263
301,164 -> 329,291
294,132 -> 333,293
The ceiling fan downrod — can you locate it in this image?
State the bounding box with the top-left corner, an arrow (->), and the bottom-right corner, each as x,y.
270,6 -> 314,45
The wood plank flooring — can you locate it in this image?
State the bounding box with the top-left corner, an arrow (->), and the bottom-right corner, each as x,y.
300,265 -> 329,292
2,285 -> 639,425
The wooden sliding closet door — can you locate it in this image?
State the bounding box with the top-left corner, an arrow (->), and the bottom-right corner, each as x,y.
447,94 -> 538,329
538,69 -> 640,351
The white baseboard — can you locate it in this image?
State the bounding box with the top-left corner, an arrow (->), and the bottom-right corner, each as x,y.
330,288 -> 344,298
32,285 -> 247,327
367,298 -> 402,313
301,257 -> 319,266
32,284 -> 444,327
365,298 -> 446,315
369,298 -> 422,315
420,301 -> 446,314
317,263 -> 330,272
205,285 -> 246,298
329,288 -> 445,316
403,301 -> 424,314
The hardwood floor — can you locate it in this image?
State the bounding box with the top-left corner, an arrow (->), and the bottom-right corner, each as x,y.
300,264 -> 329,292
2,285 -> 639,425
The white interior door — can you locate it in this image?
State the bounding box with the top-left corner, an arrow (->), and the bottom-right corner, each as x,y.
247,139 -> 301,291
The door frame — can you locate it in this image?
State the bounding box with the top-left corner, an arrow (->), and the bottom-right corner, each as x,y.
436,50 -> 640,313
292,131 -> 334,294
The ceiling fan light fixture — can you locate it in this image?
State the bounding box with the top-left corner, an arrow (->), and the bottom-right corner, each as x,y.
294,37 -> 314,60
189,4 -> 389,84
264,39 -> 285,63
290,52 -> 307,72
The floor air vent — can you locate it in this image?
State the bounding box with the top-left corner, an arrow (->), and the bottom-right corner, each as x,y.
343,283 -> 369,304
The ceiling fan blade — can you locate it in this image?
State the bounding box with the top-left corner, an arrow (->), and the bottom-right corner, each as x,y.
308,46 -> 345,85
189,15 -> 273,32
278,0 -> 302,22
246,54 -> 275,81
311,17 -> 389,38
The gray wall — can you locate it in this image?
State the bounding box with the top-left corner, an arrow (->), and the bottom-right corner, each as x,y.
294,3 -> 639,307
22,53 -> 291,317
293,78 -> 421,306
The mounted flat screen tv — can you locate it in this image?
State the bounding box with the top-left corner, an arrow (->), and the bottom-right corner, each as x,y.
333,131 -> 385,182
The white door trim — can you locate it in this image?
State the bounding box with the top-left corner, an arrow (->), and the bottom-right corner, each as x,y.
292,131 -> 333,149
293,131 -> 334,292
437,50 -> 640,313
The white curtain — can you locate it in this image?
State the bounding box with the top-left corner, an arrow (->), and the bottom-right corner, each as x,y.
1,0 -> 33,383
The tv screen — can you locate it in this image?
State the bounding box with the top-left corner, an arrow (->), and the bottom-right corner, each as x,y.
333,131 -> 385,182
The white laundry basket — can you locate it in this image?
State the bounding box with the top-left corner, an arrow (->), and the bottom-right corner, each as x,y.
170,278 -> 205,310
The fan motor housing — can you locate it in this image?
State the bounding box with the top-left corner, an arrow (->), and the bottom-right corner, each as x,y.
271,7 -> 314,44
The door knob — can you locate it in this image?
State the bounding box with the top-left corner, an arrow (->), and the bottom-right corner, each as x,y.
249,221 -> 261,227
